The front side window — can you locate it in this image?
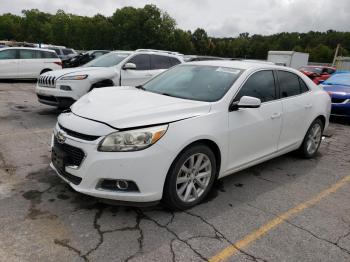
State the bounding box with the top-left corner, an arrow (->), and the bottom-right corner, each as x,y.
0,49 -> 17,59
143,65 -> 242,102
128,54 -> 151,70
84,52 -> 130,67
277,71 -> 301,98
234,70 -> 276,103
151,55 -> 172,70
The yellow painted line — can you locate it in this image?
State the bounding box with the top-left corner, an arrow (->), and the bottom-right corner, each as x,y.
209,175 -> 350,262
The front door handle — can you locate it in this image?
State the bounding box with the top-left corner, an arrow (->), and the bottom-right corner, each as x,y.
271,112 -> 282,119
305,104 -> 313,109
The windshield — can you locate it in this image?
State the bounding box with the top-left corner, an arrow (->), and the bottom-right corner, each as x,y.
84,52 -> 130,67
299,67 -> 322,74
323,74 -> 350,87
143,65 -> 243,102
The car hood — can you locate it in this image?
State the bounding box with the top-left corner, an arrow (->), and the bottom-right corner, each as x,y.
322,84 -> 350,95
71,87 -> 211,129
43,67 -> 113,78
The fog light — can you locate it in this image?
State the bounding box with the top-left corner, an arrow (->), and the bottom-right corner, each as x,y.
60,85 -> 72,91
116,180 -> 128,190
98,179 -> 139,192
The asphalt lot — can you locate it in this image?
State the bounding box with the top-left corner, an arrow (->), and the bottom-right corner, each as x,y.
0,81 -> 349,262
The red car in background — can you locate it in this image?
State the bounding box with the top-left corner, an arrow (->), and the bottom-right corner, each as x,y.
299,66 -> 336,85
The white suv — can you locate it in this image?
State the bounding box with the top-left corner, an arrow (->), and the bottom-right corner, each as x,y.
0,47 -> 62,79
35,49 -> 183,108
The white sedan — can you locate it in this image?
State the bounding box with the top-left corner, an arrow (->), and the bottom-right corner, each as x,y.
51,61 -> 331,209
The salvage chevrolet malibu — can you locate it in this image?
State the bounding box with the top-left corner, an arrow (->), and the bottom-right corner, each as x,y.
51,61 -> 331,209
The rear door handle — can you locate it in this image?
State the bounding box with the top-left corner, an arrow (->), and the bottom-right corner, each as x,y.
305,104 -> 313,109
271,112 -> 282,119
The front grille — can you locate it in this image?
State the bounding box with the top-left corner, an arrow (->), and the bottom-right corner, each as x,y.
38,75 -> 56,88
331,97 -> 346,104
58,123 -> 100,141
53,137 -> 85,167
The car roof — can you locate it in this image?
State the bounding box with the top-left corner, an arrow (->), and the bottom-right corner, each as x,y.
1,46 -> 56,53
185,60 -> 288,70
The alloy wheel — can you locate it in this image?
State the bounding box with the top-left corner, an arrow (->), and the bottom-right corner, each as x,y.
176,153 -> 212,203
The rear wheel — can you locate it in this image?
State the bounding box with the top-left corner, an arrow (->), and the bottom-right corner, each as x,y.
298,118 -> 324,158
162,144 -> 216,210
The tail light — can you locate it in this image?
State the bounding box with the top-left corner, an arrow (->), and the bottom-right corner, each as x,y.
54,61 -> 63,67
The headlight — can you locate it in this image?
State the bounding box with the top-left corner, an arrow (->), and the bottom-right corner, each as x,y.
60,75 -> 88,80
98,125 -> 168,152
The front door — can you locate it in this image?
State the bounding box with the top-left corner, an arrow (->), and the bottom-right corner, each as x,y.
121,54 -> 153,86
227,70 -> 283,171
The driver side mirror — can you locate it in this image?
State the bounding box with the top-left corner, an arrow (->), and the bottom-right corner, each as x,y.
123,63 -> 136,70
229,96 -> 261,111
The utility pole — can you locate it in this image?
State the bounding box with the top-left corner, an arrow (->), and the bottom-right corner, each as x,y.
332,44 -> 340,67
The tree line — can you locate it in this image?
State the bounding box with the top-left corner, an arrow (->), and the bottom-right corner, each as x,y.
0,5 -> 349,63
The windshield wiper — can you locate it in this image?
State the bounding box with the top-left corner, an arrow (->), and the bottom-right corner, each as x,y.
135,85 -> 146,90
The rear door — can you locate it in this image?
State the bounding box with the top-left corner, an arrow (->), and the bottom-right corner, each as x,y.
276,70 -> 313,150
228,70 -> 283,170
18,49 -> 42,78
120,54 -> 151,86
0,49 -> 19,78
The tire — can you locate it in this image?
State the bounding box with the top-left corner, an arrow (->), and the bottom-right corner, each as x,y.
298,118 -> 324,158
162,144 -> 217,210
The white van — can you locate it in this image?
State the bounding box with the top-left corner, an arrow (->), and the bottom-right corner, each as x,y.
0,47 -> 62,79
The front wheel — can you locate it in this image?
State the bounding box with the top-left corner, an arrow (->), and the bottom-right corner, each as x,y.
162,144 -> 217,210
298,118 -> 324,158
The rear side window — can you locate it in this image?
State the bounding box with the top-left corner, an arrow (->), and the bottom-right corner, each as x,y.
49,48 -> 60,55
40,51 -> 58,59
298,77 -> 309,93
277,71 -> 301,98
151,55 -> 173,69
235,70 -> 276,103
62,49 -> 73,55
169,57 -> 181,66
128,54 -> 151,70
0,49 -> 17,59
19,49 -> 37,59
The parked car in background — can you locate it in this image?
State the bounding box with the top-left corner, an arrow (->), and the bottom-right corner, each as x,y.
184,55 -> 226,62
321,73 -> 350,117
35,49 -> 183,108
0,47 -> 62,79
299,66 -> 336,85
63,50 -> 110,68
51,61 -> 330,209
48,47 -> 77,61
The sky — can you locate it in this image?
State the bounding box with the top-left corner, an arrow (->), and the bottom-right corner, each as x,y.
0,0 -> 349,37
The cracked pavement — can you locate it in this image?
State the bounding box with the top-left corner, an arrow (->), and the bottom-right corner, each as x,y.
0,81 -> 350,262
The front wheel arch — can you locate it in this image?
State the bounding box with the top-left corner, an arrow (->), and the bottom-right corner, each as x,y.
89,79 -> 114,91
